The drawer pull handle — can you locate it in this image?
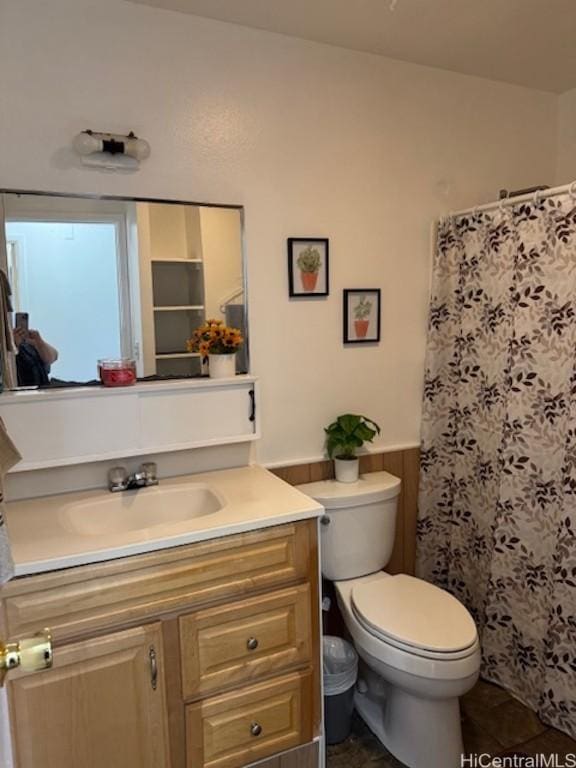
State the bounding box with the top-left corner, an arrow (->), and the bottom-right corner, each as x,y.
246,637 -> 259,651
250,722 -> 262,737
149,646 -> 158,691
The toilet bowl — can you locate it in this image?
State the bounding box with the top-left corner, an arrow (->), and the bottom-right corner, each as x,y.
337,572 -> 480,768
297,472 -> 481,768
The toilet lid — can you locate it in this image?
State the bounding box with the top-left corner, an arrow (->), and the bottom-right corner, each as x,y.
351,575 -> 477,654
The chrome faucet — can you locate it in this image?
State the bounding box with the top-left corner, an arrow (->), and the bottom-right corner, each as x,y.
108,462 -> 159,493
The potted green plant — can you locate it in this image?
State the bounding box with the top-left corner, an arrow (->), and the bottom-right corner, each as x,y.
324,413 -> 381,482
353,297 -> 372,339
296,246 -> 322,292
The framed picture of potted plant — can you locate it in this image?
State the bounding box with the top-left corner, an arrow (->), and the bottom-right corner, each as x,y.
287,238 -> 329,297
343,289 -> 381,343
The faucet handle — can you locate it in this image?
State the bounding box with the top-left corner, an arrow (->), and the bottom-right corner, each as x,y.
140,462 -> 158,486
108,466 -> 128,492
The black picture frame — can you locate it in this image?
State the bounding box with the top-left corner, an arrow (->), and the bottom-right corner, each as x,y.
343,289 -> 381,344
287,238 -> 330,297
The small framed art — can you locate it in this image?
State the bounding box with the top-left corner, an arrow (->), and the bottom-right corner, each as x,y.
343,289 -> 381,343
287,238 -> 329,297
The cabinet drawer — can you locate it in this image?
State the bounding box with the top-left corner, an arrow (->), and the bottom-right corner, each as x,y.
1,522 -> 314,643
180,584 -> 312,700
186,670 -> 313,768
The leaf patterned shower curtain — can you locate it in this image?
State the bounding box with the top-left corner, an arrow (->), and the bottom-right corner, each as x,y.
417,195 -> 576,738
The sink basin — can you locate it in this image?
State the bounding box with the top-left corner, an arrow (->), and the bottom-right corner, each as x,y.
60,483 -> 223,536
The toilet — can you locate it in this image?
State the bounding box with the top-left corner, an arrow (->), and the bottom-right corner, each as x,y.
297,471 -> 481,768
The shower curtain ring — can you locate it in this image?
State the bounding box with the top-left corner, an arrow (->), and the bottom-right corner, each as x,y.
499,198 -> 507,215
569,181 -> 576,201
533,189 -> 543,206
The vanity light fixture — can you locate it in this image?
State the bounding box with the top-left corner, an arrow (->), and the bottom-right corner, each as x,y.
73,129 -> 151,171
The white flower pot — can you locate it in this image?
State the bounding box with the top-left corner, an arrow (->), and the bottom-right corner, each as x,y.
334,457 -> 359,483
208,353 -> 236,379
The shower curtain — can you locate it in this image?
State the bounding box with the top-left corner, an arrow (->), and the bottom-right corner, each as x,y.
417,193 -> 576,738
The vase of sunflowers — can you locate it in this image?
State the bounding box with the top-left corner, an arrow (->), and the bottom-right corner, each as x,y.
187,319 -> 244,379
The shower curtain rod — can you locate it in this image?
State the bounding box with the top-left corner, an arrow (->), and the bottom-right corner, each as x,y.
450,179 -> 576,219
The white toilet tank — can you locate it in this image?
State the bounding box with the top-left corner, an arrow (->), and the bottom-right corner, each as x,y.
296,471 -> 401,581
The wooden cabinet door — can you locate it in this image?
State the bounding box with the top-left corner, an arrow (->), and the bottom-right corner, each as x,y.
8,623 -> 170,768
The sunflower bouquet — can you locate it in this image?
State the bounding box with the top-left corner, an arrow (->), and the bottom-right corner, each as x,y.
187,319 -> 244,361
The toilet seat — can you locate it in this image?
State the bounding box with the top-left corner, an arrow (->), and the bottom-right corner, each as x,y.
336,575 -> 481,681
351,574 -> 478,661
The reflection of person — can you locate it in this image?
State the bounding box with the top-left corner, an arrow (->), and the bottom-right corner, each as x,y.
14,328 -> 59,386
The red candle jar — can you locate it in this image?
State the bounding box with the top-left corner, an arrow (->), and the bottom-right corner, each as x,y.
98,358 -> 137,387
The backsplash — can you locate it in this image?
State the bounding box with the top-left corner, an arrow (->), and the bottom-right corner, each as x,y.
5,443 -> 252,503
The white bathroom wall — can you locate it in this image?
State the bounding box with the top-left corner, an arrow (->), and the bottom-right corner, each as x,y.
0,0 -> 558,471
556,88 -> 576,184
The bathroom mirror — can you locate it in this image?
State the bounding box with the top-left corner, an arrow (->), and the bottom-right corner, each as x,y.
0,191 -> 247,387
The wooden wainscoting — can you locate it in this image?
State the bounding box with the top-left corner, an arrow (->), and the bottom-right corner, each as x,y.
269,447 -> 420,576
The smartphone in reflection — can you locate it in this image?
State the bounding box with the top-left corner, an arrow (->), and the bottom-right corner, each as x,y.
14,312 -> 29,333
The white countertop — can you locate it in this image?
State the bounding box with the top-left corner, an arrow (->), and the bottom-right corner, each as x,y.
5,465 -> 324,577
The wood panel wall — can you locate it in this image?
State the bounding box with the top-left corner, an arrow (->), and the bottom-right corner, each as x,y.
270,447 -> 420,576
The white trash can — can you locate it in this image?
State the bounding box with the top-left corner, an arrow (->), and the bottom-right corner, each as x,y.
323,636 -> 358,745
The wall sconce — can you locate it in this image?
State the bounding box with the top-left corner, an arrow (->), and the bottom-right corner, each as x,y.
73,130 -> 151,171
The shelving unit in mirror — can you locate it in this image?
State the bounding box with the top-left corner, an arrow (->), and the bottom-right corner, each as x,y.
151,258 -> 206,377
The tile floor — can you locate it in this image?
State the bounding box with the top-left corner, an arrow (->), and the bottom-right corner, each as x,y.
327,679 -> 576,767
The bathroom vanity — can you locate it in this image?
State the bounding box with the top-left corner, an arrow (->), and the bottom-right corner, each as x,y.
0,467 -> 324,768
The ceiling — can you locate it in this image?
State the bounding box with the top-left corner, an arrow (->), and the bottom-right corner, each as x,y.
128,0 -> 576,93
